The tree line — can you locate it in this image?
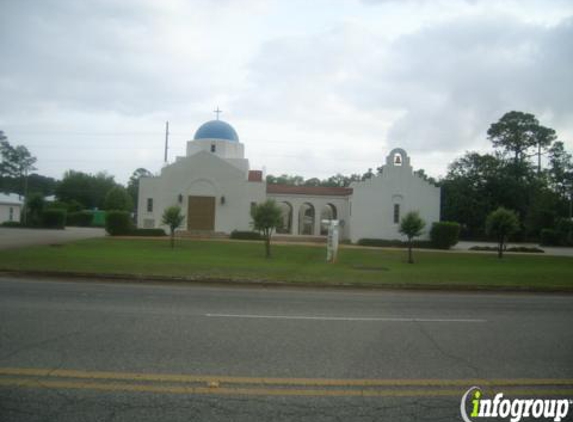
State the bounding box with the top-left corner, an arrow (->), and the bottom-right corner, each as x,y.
2,110 -> 572,241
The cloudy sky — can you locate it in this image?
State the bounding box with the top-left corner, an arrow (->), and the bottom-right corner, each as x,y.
1,0 -> 572,184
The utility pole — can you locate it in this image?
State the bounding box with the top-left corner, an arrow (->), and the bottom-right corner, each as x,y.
164,121 -> 169,163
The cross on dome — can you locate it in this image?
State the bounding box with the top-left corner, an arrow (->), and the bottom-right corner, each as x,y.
213,106 -> 222,120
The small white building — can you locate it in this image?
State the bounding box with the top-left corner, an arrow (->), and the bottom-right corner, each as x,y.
0,193 -> 23,224
138,118 -> 440,242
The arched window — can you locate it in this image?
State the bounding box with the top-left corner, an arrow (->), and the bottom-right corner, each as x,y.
276,202 -> 293,234
320,204 -> 337,235
298,203 -> 315,235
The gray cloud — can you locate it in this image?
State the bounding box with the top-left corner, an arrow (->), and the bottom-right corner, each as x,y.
237,14 -> 573,155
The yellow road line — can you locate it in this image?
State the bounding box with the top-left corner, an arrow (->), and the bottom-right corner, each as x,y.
0,368 -> 572,388
1,377 -> 572,398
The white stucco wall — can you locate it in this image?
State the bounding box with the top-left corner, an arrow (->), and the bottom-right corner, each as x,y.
186,138 -> 245,160
0,203 -> 21,223
348,148 -> 440,242
138,149 -> 265,233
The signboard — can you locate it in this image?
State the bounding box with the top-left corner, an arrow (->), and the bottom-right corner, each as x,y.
323,220 -> 339,263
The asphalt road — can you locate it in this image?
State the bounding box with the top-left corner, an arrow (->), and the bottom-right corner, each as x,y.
0,277 -> 572,421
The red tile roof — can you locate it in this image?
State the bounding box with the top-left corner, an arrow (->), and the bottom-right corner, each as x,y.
266,184 -> 353,196
248,170 -> 263,182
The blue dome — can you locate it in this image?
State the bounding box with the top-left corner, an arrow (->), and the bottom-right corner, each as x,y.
193,120 -> 239,142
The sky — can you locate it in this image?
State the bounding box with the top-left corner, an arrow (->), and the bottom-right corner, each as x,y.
1,0 -> 572,184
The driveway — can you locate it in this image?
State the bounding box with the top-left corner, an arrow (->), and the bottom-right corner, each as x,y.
0,227 -> 105,250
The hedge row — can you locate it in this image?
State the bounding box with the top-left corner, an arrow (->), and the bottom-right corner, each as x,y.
230,230 -> 262,240
67,210 -> 94,227
357,238 -> 433,249
105,211 -> 133,236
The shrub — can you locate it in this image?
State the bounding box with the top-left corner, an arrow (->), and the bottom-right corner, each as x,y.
41,209 -> 67,229
1,221 -> 23,228
67,210 -> 94,227
430,221 -> 461,249
128,228 -> 166,237
357,238 -> 433,249
507,246 -> 544,253
230,230 -> 262,240
105,211 -> 133,236
556,218 -> 573,246
540,228 -> 561,246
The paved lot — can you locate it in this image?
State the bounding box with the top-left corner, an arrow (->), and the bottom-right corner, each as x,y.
0,277 -> 571,421
0,227 -> 105,250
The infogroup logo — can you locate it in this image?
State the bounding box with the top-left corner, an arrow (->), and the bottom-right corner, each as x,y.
460,386 -> 571,422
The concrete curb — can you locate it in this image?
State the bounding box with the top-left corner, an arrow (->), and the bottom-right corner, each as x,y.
1,270 -> 572,294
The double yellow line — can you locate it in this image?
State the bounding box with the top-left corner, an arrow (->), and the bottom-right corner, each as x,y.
0,367 -> 572,398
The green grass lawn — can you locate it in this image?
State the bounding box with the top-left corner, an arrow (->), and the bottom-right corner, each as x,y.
0,238 -> 571,289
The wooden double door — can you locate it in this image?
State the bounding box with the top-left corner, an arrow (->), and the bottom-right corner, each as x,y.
187,196 -> 215,231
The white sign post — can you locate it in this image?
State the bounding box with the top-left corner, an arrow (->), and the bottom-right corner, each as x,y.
323,220 -> 339,263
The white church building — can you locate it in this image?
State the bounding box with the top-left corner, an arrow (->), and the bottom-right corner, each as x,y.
138,117 -> 440,242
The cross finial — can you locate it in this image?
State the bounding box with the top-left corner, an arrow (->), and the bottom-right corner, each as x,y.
213,106 -> 222,120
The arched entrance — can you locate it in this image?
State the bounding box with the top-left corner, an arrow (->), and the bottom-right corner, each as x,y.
320,204 -> 337,235
298,203 -> 315,235
277,201 -> 293,234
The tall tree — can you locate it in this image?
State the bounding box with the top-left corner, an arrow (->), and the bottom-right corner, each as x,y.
487,111 -> 556,173
547,141 -> 573,218
127,168 -> 153,208
0,132 -> 37,179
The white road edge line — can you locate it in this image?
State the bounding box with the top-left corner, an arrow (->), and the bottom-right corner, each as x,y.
204,314 -> 487,323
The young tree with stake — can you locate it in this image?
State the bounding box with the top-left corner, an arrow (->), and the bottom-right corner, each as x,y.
399,211 -> 426,264
251,200 -> 282,258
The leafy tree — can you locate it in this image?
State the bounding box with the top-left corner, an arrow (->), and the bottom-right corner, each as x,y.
104,186 -> 133,211
0,173 -> 57,197
251,199 -> 283,258
56,170 -> 116,209
414,169 -> 437,185
485,207 -> 520,259
161,206 -> 185,249
303,177 -> 321,186
399,211 -> 426,264
547,141 -> 573,216
487,111 -> 556,172
25,193 -> 45,226
0,131 -> 37,179
127,168 -> 153,210
361,168 -> 374,181
1,132 -> 38,223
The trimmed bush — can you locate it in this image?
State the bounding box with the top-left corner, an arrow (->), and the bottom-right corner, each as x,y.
430,221 -> 461,250
230,230 -> 262,241
469,245 -> 544,253
357,238 -> 433,249
128,228 -> 166,237
67,210 -> 94,227
105,211 -> 133,236
41,209 -> 67,229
